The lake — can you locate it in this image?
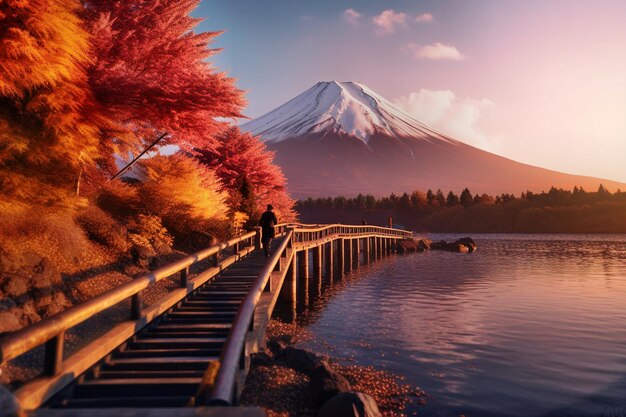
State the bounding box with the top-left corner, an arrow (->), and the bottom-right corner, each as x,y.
295,234 -> 626,417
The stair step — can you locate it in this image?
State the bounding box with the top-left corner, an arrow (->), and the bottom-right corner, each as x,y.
60,396 -> 192,408
143,331 -> 229,338
176,304 -> 241,310
167,311 -> 236,319
98,370 -> 204,379
130,337 -> 225,350
116,348 -> 221,358
74,378 -> 201,398
155,323 -> 231,331
162,317 -> 233,324
194,291 -> 248,296
107,357 -> 217,371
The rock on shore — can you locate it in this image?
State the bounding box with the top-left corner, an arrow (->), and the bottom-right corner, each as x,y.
397,237 -> 476,254
240,320 -> 427,417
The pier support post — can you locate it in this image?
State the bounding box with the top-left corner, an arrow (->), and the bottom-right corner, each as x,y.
364,237 -> 371,264
345,239 -> 353,275
372,237 -> 378,261
326,241 -> 334,283
280,255 -> 297,302
298,250 -> 309,304
337,238 -> 345,279
353,238 -> 360,268
312,245 -> 322,298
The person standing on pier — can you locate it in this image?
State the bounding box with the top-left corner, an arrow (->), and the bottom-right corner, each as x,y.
259,204 -> 278,257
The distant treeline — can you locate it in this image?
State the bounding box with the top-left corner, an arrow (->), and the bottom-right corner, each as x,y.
296,185 -> 626,233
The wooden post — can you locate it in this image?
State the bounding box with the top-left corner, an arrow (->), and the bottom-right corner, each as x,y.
254,227 -> 262,250
337,238 -> 345,279
345,239 -> 353,274
280,255 -> 297,302
382,238 -> 387,257
130,292 -> 142,320
353,238 -> 360,268
374,237 -> 378,258
325,241 -> 334,283
312,245 -> 322,297
298,250 -> 309,305
364,236 -> 371,264
44,332 -> 64,376
180,266 -> 189,288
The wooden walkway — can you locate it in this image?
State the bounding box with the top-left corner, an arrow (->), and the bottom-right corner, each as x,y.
45,246 -> 276,409
0,224 -> 411,415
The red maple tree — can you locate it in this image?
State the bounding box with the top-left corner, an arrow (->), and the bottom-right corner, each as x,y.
83,0 -> 245,156
197,127 -> 296,222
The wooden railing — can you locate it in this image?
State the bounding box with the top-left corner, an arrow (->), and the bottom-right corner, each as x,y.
207,223 -> 411,405
0,229 -> 273,409
206,229 -> 295,405
0,222 -> 410,410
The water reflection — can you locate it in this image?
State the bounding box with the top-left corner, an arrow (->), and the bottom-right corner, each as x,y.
288,234 -> 626,417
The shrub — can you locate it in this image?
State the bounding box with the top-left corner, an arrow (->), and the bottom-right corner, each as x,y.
76,206 -> 128,253
127,214 -> 173,254
136,154 -> 229,242
0,208 -> 91,272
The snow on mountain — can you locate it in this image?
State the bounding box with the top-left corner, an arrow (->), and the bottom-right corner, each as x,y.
241,81 -> 626,198
241,81 -> 454,144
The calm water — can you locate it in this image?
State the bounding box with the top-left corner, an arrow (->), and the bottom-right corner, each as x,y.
296,234 -> 626,417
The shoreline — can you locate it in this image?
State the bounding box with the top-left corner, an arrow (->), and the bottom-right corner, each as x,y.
240,319 -> 427,417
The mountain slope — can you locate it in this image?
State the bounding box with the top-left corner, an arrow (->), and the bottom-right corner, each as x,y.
242,81 -> 626,198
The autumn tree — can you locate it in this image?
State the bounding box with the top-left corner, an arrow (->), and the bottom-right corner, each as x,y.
196,127 -> 296,223
82,0 -> 245,167
137,154 -> 228,241
0,0 -> 103,210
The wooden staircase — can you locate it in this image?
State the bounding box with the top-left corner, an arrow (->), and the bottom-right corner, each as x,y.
46,250 -> 271,409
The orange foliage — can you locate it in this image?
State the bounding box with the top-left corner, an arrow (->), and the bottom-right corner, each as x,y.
137,154 -> 228,230
0,0 -> 104,211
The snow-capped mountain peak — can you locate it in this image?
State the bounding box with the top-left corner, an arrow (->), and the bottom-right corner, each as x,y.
241,81 -> 449,143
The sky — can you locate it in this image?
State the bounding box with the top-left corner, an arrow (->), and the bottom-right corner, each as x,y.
196,1 -> 626,183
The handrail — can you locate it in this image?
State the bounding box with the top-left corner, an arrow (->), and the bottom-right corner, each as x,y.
207,229 -> 294,405
208,223 -> 409,405
0,230 -> 257,366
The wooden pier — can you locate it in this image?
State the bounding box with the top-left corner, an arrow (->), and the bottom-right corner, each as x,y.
0,224 -> 411,416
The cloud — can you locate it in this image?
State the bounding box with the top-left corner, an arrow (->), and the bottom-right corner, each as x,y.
416,13 -> 434,23
343,8 -> 362,25
372,9 -> 408,35
409,42 -> 464,60
394,89 -> 501,151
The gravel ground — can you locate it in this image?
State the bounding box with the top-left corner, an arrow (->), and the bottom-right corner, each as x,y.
240,320 -> 427,417
0,250 -> 191,388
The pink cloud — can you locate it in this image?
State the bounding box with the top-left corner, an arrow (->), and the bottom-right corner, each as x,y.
372,9 -> 408,35
343,8 -> 362,25
416,13 -> 434,23
410,42 -> 465,60
394,89 -> 500,151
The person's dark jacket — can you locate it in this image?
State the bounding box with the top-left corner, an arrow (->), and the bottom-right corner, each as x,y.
259,211 -> 278,238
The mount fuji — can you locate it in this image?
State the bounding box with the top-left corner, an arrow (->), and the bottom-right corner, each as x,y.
242,81 -> 625,198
